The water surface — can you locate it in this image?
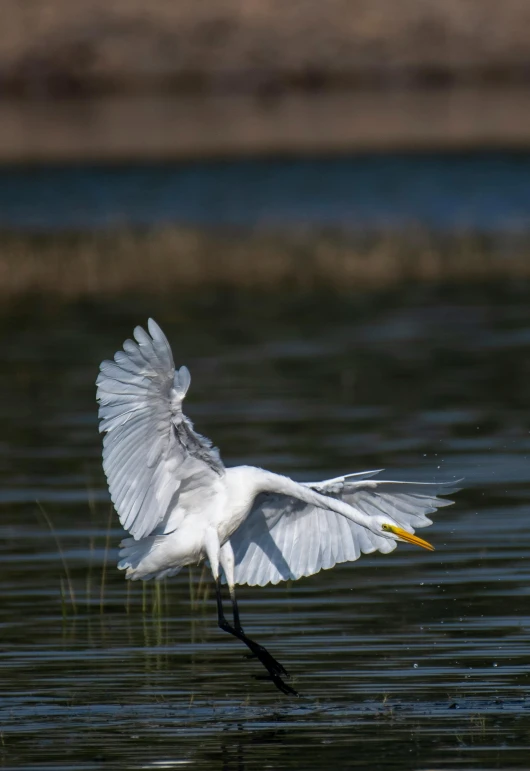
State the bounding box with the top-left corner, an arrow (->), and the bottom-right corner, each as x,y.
1,287 -> 530,769
1,153 -> 530,231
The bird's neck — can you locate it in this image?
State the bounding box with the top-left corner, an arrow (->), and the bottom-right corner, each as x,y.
254,468 -> 373,530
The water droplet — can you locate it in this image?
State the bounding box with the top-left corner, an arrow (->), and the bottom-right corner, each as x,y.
413,663 -> 418,669
493,663 -> 498,668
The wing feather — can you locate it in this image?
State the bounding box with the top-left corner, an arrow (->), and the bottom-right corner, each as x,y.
97,319 -> 224,540
230,472 -> 458,586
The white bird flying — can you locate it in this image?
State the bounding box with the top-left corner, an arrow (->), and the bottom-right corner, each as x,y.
96,319 -> 459,695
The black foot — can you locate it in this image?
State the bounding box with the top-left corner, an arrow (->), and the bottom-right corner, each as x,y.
254,673 -> 299,697
243,639 -> 298,696
219,618 -> 296,695
245,640 -> 289,679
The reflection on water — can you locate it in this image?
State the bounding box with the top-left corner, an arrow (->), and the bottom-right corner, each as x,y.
1,286 -> 530,769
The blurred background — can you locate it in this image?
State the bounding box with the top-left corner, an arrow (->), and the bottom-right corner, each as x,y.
2,2 -> 530,770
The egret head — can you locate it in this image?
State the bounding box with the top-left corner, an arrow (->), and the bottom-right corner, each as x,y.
380,522 -> 434,551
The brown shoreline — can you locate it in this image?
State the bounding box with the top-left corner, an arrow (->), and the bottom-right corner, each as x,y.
2,87 -> 530,164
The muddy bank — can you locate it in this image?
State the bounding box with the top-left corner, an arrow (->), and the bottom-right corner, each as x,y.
3,88 -> 530,163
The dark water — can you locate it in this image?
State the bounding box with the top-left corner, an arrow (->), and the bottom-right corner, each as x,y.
1,286 -> 530,769
2,153 -> 530,231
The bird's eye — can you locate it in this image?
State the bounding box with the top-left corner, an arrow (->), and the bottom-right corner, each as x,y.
381,523 -> 391,532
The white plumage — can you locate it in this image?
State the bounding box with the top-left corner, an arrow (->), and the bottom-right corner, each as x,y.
231,474 -> 455,587
98,321 -> 223,543
96,319 -> 459,695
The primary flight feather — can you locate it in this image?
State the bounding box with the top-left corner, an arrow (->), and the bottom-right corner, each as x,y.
96,319 -> 459,695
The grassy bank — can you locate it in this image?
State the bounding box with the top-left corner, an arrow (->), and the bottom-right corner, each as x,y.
1,228 -> 529,303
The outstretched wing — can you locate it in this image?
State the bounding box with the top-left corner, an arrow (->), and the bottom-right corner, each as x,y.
96,319 -> 223,540
230,471 -> 458,586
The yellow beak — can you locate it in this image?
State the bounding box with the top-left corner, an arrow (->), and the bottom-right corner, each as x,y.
387,524 -> 434,551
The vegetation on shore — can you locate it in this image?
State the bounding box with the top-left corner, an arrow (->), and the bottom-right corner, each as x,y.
1,228 -> 529,303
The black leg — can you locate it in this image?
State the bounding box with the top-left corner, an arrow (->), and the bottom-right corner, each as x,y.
229,584 -> 291,683
215,578 -> 298,697
229,588 -> 242,633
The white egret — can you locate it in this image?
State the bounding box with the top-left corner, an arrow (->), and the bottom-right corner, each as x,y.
96,319 -> 459,695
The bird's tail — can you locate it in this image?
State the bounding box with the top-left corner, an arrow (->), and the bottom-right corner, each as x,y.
118,536 -> 182,581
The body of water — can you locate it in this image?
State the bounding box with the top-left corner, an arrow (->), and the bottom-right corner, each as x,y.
1,153 -> 530,231
1,287 -> 530,768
